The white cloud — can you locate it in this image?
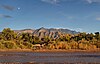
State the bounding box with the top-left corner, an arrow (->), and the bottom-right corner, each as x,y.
41,0 -> 100,4
96,17 -> 100,21
66,27 -> 83,32
85,0 -> 100,4
75,28 -> 83,32
41,0 -> 61,5
86,0 -> 92,3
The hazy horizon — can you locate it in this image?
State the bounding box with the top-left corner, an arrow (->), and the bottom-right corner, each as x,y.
0,0 -> 100,33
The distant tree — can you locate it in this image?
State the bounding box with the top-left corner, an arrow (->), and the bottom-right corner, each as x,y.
95,32 -> 100,40
41,36 -> 50,45
2,28 -> 17,40
86,33 -> 94,41
32,36 -> 40,44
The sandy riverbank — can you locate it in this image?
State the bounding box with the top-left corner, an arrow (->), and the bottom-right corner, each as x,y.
0,49 -> 100,53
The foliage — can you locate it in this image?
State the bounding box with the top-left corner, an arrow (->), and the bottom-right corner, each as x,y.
0,28 -> 100,50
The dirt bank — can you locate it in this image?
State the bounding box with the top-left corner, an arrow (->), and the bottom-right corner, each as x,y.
0,49 -> 100,53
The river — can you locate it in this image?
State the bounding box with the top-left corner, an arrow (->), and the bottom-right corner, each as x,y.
0,51 -> 100,64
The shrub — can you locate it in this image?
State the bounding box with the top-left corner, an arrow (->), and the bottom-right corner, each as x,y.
23,42 -> 33,49
2,41 -> 17,49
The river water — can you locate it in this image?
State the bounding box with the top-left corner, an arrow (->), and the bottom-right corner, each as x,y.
0,51 -> 100,64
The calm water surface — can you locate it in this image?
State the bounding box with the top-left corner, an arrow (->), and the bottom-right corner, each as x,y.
0,52 -> 100,64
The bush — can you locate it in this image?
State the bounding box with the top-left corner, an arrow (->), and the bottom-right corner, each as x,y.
95,42 -> 100,48
0,42 -> 5,49
23,42 -> 33,49
56,42 -> 70,49
69,41 -> 78,49
1,41 -> 17,49
19,44 -> 26,49
79,43 -> 88,50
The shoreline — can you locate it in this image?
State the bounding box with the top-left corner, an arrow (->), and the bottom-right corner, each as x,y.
0,49 -> 100,53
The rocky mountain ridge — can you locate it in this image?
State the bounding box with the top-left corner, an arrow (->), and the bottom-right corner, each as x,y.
14,27 -> 79,38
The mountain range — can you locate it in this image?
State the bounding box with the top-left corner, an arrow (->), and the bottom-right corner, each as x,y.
14,27 -> 79,38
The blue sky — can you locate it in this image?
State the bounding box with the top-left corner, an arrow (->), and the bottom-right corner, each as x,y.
0,0 -> 100,33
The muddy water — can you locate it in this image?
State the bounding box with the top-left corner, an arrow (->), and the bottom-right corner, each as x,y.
0,52 -> 100,64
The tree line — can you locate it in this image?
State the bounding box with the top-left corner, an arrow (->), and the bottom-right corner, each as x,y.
0,28 -> 100,50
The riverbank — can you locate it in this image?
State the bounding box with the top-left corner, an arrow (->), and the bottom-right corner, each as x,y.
0,49 -> 33,52
33,49 -> 100,53
0,49 -> 100,53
